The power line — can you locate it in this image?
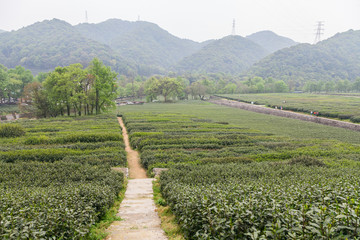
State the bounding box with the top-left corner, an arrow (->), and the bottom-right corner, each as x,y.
314,21 -> 324,44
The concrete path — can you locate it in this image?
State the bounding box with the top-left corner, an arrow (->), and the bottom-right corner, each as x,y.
105,118 -> 167,240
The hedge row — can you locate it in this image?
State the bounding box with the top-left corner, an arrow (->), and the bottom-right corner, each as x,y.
160,163 -> 360,240
0,162 -> 124,239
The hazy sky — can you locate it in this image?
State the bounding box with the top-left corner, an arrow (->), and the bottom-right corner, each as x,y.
0,0 -> 359,43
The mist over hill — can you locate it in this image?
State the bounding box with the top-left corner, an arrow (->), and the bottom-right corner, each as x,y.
0,30 -> 6,34
246,30 -> 298,53
0,19 -> 132,74
175,35 -> 269,74
247,29 -> 360,83
0,18 -> 358,82
75,19 -> 204,70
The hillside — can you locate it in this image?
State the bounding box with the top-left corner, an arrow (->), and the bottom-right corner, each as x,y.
0,30 -> 6,34
76,19 -> 204,70
175,35 -> 269,74
246,30 -> 298,53
247,29 -> 360,83
0,19 -> 132,74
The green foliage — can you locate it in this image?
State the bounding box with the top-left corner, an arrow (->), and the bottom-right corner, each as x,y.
119,102 -> 360,239
176,35 -> 269,74
246,30 -> 297,53
218,93 -> 360,121
76,19 -> 203,72
0,19 -> 132,75
0,64 -> 34,103
0,104 -> 19,115
0,123 -> 25,137
247,30 -> 360,84
144,76 -> 184,102
0,113 -> 127,238
350,115 -> 360,123
29,58 -> 118,117
0,162 -> 123,239
160,163 -> 360,239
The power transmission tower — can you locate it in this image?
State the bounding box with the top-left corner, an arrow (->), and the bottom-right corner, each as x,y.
314,21 -> 324,44
231,19 -> 236,35
85,11 -> 88,23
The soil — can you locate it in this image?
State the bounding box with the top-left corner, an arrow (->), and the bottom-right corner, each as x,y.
105,118 -> 167,240
117,117 -> 147,179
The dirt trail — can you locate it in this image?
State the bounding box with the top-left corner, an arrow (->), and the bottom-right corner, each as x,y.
209,98 -> 360,132
117,117 -> 146,179
106,118 -> 167,240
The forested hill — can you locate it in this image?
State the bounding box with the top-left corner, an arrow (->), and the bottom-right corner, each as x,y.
75,19 -> 204,69
247,29 -> 360,82
246,30 -> 298,53
175,35 -> 269,74
0,30 -> 6,34
0,19 -> 132,74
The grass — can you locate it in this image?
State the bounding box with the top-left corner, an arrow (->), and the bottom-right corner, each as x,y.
153,179 -> 185,240
87,178 -> 128,240
118,101 -> 360,144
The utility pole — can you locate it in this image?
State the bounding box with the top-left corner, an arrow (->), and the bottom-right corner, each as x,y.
231,19 -> 236,35
314,21 -> 324,44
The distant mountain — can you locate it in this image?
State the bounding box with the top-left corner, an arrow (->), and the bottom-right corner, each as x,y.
175,35 -> 269,74
247,29 -> 360,82
75,19 -> 204,70
0,19 -> 132,74
246,30 -> 298,53
0,30 -> 6,34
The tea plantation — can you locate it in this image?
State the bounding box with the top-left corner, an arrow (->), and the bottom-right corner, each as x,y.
0,114 -> 126,239
218,93 -> 360,123
120,102 -> 360,239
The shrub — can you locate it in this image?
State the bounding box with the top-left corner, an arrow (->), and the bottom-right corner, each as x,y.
0,124 -> 25,138
350,115 -> 360,123
24,135 -> 50,144
288,156 -> 327,167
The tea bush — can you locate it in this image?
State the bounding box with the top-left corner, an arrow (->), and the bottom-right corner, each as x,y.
0,113 -> 127,239
120,109 -> 360,239
0,162 -> 123,239
160,163 -> 360,240
0,124 -> 25,138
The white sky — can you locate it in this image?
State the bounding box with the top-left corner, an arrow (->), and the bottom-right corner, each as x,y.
0,0 -> 359,43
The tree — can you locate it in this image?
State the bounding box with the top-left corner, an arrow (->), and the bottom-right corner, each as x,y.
223,83 -> 237,94
87,58 -> 118,114
274,80 -> 289,93
156,77 -> 183,102
144,77 -> 184,102
8,66 -> 34,98
0,66 -> 9,103
353,77 -> 360,92
190,81 -> 207,100
144,77 -> 160,102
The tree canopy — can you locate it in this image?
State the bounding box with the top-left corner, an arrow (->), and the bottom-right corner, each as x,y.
26,58 -> 118,117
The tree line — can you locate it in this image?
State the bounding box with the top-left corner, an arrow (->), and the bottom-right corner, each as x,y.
2,60 -> 360,118
22,58 -> 118,117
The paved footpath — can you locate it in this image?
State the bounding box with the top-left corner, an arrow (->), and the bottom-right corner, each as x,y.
105,118 -> 167,240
